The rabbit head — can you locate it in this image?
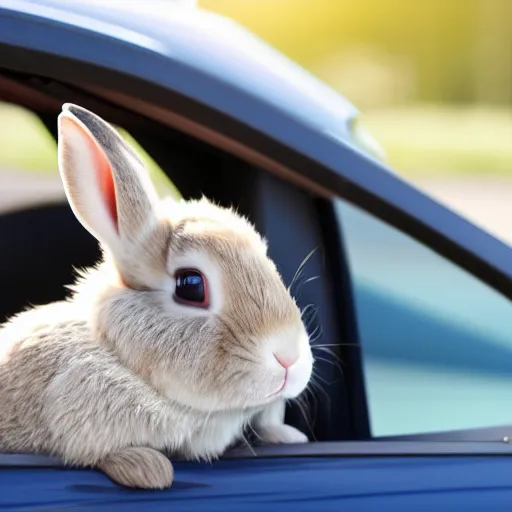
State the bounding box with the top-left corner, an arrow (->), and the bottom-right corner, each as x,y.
57,104 -> 313,413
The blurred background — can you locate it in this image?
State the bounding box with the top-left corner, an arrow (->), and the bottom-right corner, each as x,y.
1,0 -> 511,239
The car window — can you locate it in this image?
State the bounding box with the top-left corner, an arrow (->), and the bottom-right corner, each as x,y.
116,128 -> 181,200
0,102 -> 180,214
0,102 -> 63,213
337,198 -> 512,437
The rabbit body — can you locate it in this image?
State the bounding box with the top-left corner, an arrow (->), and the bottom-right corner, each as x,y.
0,303 -> 262,464
0,104 -> 313,489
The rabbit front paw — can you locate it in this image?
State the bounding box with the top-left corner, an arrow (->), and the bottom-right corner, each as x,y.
98,447 -> 174,489
258,424 -> 309,444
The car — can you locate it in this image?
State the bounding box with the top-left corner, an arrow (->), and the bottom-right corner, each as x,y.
1,0 -> 512,510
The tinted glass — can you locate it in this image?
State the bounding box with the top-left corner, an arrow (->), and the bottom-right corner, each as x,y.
337,199 -> 512,436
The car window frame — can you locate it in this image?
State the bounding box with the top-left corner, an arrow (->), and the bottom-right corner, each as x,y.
333,197 -> 512,441
1,36 -> 512,302
1,46 -> 512,459
5,104 -> 512,454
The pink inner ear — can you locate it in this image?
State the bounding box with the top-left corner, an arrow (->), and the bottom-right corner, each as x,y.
95,149 -> 118,233
81,125 -> 119,233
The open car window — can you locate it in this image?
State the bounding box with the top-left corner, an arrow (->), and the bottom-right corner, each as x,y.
337,198 -> 512,437
0,102 -> 63,213
0,101 -> 180,213
0,58 -> 511,464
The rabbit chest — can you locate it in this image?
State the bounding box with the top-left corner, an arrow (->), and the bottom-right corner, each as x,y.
174,406 -> 263,460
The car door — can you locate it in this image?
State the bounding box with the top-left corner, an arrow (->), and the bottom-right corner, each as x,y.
2,99 -> 512,511
3,168 -> 512,512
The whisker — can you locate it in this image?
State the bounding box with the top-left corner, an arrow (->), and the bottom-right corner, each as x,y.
309,376 -> 332,406
302,387 -> 319,428
298,384 -> 318,418
292,396 -> 316,441
304,378 -> 331,425
312,355 -> 335,366
240,432 -> 257,457
289,269 -> 304,296
312,370 -> 338,387
313,343 -> 359,348
301,303 -> 316,319
248,424 -> 265,444
313,353 -> 345,375
294,275 -> 321,300
308,324 -> 323,343
312,346 -> 344,364
301,305 -> 319,333
301,393 -> 318,435
302,275 -> 321,286
288,246 -> 320,293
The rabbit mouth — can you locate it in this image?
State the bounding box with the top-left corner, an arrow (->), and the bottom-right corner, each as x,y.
265,375 -> 288,399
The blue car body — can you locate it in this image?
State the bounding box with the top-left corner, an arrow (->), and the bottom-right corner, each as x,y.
4,453 -> 512,511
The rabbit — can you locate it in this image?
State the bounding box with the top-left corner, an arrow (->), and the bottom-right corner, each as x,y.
0,103 -> 314,489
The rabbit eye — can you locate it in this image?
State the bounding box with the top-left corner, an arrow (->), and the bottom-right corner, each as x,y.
174,269 -> 209,308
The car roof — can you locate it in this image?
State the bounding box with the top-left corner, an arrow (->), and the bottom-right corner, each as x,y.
0,0 -> 359,143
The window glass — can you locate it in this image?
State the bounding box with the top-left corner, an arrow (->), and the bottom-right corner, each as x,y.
116,128 -> 181,200
0,102 -> 63,213
0,102 -> 180,214
337,199 -> 512,436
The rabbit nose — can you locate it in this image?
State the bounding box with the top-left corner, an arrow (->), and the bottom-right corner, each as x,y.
273,353 -> 298,369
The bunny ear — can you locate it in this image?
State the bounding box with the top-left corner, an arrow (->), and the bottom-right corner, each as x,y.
57,103 -> 159,259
